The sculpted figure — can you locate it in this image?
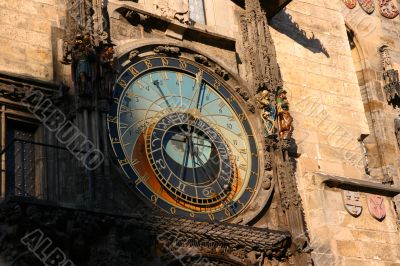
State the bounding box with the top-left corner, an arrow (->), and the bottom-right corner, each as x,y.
276,88 -> 293,140
257,90 -> 277,135
72,33 -> 95,96
278,108 -> 293,140
154,0 -> 189,24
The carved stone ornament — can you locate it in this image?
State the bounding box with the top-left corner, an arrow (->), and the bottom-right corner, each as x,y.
0,200 -> 292,265
262,174 -> 273,190
153,0 -> 190,24
379,0 -> 399,18
379,45 -> 400,103
235,87 -> 250,101
393,194 -> 400,227
358,0 -> 375,14
214,66 -> 229,80
342,0 -> 357,9
153,45 -> 180,55
129,50 -> 140,61
367,194 -> 386,221
194,54 -> 210,66
342,190 -> 363,217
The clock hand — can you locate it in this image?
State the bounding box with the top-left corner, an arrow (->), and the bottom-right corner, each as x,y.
187,134 -> 198,186
196,82 -> 206,111
194,150 -> 228,195
153,79 -> 173,109
193,151 -> 216,184
179,134 -> 190,182
188,71 -> 204,108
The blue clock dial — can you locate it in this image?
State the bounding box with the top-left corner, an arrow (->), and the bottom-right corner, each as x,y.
108,57 -> 259,221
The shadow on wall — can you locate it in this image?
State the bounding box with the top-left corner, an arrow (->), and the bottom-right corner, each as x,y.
269,9 -> 330,58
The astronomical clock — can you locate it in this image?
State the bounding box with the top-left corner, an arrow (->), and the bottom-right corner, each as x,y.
108,47 -> 274,224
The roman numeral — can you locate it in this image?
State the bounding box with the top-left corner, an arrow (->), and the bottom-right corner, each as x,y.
128,66 -> 139,76
118,79 -> 127,88
161,57 -> 169,66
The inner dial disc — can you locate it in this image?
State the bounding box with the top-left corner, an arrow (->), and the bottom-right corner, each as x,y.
109,57 -> 260,221
146,112 -> 236,207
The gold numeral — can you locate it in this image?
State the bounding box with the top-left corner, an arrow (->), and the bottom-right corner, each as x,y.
246,186 -> 255,193
118,79 -> 127,88
118,158 -> 129,166
128,66 -> 139,76
170,207 -> 176,214
178,182 -> 186,192
161,57 -> 169,66
179,60 -> 187,69
136,80 -> 145,89
162,71 -> 169,80
151,194 -> 158,204
108,116 -> 117,123
144,59 -> 153,68
224,209 -> 232,217
189,212 -> 195,218
176,72 -> 183,83
208,213 -> 215,221
214,80 -> 220,89
238,114 -> 247,122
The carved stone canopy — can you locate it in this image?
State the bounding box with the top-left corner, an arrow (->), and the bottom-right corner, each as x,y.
0,197 -> 292,265
379,45 -> 400,106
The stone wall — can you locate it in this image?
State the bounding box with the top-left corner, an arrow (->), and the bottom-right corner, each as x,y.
270,0 -> 370,179
0,0 -> 65,81
270,0 -> 400,264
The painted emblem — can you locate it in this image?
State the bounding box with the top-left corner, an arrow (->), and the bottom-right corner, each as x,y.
343,0 -> 357,9
367,194 -> 386,220
358,0 -> 375,14
342,190 -> 362,217
379,0 -> 399,19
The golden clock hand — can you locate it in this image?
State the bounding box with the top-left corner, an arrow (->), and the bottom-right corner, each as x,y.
188,70 -> 204,108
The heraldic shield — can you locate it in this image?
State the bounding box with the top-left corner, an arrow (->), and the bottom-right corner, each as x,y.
367,194 -> 386,221
342,190 -> 362,217
343,0 -> 357,9
358,0 -> 375,14
379,0 -> 399,19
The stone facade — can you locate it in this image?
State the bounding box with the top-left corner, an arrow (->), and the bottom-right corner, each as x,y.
0,0 -> 400,265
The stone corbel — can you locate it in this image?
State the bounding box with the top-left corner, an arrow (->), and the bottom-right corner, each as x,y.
320,173 -> 400,197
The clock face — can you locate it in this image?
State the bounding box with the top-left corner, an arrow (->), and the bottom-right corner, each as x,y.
108,56 -> 259,221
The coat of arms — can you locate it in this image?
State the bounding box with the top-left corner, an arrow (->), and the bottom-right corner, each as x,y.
379,0 -> 399,19
343,0 -> 357,9
358,0 -> 375,14
367,194 -> 386,220
342,190 -> 362,217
